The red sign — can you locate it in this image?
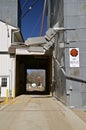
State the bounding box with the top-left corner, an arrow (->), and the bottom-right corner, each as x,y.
70,48 -> 78,57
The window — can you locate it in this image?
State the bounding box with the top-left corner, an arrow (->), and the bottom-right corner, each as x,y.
1,78 -> 7,87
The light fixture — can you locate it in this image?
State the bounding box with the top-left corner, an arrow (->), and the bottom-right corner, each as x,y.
29,6 -> 32,10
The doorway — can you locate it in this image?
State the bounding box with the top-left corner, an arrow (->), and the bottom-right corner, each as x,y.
15,55 -> 52,96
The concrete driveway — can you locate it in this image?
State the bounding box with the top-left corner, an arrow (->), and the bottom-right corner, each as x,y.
0,95 -> 86,130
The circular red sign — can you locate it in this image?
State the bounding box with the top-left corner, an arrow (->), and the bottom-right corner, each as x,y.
70,49 -> 78,57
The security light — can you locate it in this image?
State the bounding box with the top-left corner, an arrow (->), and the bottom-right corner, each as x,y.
29,6 -> 32,10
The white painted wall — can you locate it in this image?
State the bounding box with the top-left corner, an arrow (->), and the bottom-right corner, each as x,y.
0,21 -> 16,51
0,21 -> 17,97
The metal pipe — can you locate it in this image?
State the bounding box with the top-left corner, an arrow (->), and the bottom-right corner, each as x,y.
53,57 -> 86,83
40,0 -> 46,36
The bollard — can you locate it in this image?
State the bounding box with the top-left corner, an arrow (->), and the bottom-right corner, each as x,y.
12,88 -> 15,99
6,89 -> 8,104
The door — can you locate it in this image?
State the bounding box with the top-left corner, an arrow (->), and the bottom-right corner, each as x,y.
1,77 -> 9,97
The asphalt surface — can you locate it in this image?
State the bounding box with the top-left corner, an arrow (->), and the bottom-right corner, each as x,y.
0,95 -> 86,130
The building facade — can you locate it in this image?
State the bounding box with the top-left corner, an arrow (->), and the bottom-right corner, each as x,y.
0,0 -> 52,97
0,20 -> 23,97
0,0 -> 23,97
47,0 -> 86,108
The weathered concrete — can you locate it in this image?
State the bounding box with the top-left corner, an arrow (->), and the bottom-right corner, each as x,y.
0,95 -> 86,130
73,108 -> 86,123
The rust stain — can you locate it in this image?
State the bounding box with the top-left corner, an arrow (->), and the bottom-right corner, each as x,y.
70,68 -> 79,76
80,4 -> 86,11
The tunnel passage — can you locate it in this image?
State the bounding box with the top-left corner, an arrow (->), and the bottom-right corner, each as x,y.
15,55 -> 52,96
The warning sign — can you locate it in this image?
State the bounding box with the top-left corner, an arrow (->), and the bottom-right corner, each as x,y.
69,48 -> 80,67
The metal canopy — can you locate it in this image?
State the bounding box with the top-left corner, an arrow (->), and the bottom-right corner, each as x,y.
25,37 -> 46,46
9,28 -> 58,55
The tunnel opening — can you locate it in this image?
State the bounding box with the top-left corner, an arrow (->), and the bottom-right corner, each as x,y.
15,55 -> 52,96
26,69 -> 46,93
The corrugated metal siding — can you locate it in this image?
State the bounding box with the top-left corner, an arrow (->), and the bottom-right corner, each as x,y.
0,55 -> 10,75
64,0 -> 86,107
48,0 -> 64,27
0,21 -> 16,51
0,0 -> 21,28
48,0 -> 86,107
0,22 -> 8,51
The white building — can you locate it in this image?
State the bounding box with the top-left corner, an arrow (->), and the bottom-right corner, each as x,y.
0,20 -> 52,97
0,20 -> 23,97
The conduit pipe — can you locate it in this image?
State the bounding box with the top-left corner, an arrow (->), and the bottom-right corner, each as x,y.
53,56 -> 86,83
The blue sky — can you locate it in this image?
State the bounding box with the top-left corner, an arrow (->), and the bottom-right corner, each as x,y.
20,0 -> 47,40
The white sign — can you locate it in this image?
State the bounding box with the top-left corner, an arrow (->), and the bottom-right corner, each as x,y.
69,48 -> 80,67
